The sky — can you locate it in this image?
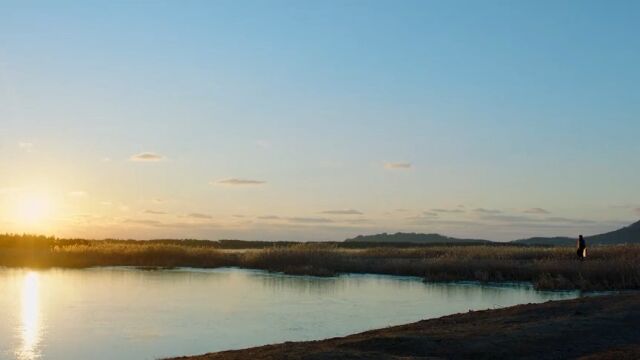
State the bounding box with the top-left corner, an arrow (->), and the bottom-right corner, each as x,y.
1,0 -> 639,241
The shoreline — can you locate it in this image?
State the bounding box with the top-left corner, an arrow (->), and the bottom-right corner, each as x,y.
2,241 -> 639,291
169,293 -> 640,360
0,265 -> 591,294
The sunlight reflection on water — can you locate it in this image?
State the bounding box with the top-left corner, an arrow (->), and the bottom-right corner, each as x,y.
0,267 -> 580,360
17,272 -> 42,360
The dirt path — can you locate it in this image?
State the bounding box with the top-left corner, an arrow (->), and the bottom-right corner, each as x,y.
170,293 -> 640,360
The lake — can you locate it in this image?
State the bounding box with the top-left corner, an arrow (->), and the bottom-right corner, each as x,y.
0,267 -> 580,360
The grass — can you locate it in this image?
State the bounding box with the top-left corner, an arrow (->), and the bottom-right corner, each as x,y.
1,234 -> 639,290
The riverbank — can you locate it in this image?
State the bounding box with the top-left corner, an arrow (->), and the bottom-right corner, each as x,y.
170,293 -> 640,360
2,235 -> 639,290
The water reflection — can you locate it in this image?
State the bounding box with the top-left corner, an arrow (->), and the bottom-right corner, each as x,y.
258,273 -> 344,295
0,268 -> 579,360
16,272 -> 42,360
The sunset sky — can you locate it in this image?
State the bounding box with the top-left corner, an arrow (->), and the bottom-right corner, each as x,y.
1,0 -> 639,241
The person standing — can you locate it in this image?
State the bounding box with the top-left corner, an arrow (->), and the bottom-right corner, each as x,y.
576,235 -> 587,260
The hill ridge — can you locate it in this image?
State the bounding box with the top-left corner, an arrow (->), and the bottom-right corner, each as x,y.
345,219 -> 640,246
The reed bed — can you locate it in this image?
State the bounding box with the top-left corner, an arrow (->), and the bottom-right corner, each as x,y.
1,234 -> 639,291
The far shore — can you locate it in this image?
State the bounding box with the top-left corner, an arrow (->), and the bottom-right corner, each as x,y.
169,293 -> 640,360
2,234 -> 639,291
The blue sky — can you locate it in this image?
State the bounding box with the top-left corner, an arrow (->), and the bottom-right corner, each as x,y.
1,0 -> 639,241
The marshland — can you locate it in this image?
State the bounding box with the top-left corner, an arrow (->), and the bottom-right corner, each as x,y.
3,234 -> 639,291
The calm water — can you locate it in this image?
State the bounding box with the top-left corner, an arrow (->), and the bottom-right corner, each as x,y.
0,267 -> 580,360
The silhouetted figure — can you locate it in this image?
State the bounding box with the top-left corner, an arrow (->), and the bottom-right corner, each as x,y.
576,235 -> 587,260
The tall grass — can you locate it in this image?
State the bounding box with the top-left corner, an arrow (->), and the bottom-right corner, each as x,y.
1,234 -> 639,290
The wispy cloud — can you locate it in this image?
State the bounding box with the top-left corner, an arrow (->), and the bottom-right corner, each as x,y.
321,209 -> 363,215
523,207 -> 550,214
384,162 -> 412,169
422,211 -> 438,217
287,217 -> 333,224
481,214 -> 536,223
213,178 -> 266,186
122,218 -> 221,229
129,152 -> 165,162
432,208 -> 465,214
344,218 -> 372,224
545,217 -> 596,224
145,210 -> 167,215
258,215 -> 280,220
152,198 -> 165,204
407,217 -> 480,226
473,208 -> 502,214
636,208 -> 640,215
123,219 -> 162,226
186,213 -> 213,219
18,142 -> 34,152
481,214 -> 595,225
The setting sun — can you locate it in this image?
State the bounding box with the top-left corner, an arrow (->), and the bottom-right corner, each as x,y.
15,194 -> 53,226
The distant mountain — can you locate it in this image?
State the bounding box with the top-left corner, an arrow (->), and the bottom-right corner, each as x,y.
345,220 -> 640,246
344,232 -> 491,245
512,220 -> 640,246
585,220 -> 640,245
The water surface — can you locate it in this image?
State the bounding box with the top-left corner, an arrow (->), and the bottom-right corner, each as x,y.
0,267 -> 579,359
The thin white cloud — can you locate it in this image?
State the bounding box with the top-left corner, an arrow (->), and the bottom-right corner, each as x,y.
545,217 -> 596,224
213,178 -> 266,186
384,162 -> 412,169
473,208 -> 502,214
481,214 -> 595,225
321,209 -> 363,215
129,152 -> 165,162
523,207 -> 551,214
480,214 -> 537,223
407,217 -> 481,226
344,218 -> 372,225
186,213 -> 213,219
432,208 -> 465,214
122,218 -> 221,230
18,142 -> 34,151
287,217 -> 333,224
123,219 -> 161,226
